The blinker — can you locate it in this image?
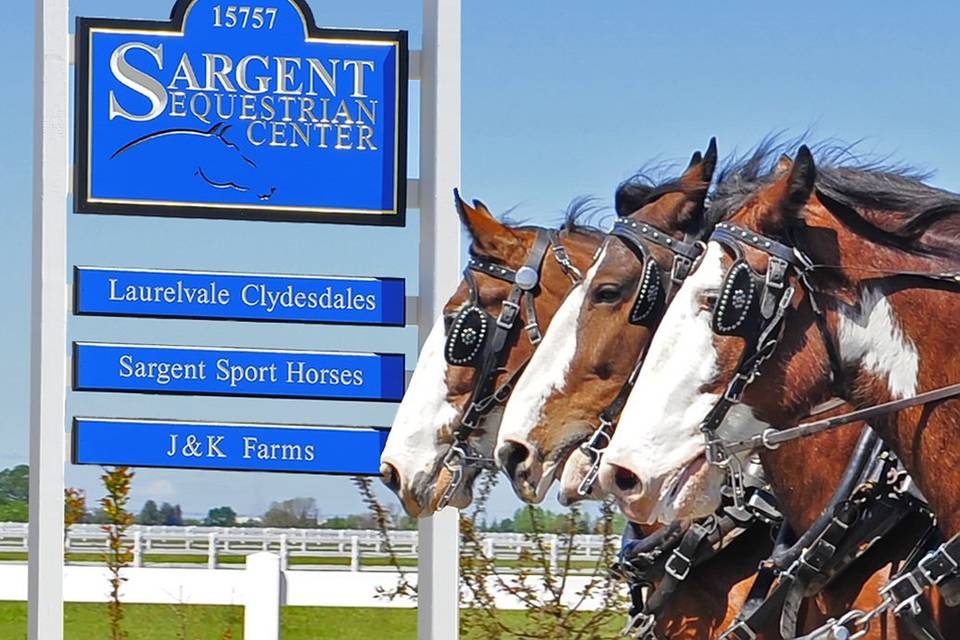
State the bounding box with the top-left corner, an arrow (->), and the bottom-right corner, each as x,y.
445,305 -> 492,366
629,258 -> 665,326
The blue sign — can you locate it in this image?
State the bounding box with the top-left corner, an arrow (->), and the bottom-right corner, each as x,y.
75,0 -> 408,225
73,418 -> 388,475
74,342 -> 405,401
75,266 -> 405,326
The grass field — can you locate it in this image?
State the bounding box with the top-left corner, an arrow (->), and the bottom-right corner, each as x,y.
0,603 -> 624,639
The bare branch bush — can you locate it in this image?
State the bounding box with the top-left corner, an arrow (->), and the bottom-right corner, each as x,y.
359,473 -> 628,638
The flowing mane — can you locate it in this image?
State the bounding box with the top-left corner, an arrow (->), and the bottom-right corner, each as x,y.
712,136 -> 960,260
615,161 -> 716,238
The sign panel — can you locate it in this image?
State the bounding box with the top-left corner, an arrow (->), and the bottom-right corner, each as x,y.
73,418 -> 388,475
75,266 -> 405,325
73,342 -> 405,401
75,0 -> 408,225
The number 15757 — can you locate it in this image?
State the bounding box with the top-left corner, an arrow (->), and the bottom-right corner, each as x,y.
213,6 -> 278,30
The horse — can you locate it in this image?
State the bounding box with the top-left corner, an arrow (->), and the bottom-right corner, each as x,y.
379,191 -> 604,517
599,143 -> 960,637
495,140 -> 718,506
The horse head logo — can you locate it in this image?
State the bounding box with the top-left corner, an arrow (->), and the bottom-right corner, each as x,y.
111,122 -> 277,201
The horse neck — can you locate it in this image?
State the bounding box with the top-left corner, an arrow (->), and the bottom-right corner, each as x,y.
830,280 -> 960,536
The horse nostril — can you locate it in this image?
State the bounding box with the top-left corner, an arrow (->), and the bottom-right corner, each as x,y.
497,441 -> 532,480
380,462 -> 402,494
612,464 -> 642,493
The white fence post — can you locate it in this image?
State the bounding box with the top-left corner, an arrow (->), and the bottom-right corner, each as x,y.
549,535 -> 559,573
29,0 -> 69,638
207,532 -> 217,570
132,531 -> 143,568
350,535 -> 360,572
279,534 -> 288,571
483,537 -> 494,560
418,0 -> 461,638
244,552 -> 281,640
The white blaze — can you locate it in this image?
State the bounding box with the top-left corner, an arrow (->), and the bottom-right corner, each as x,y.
380,318 -> 458,484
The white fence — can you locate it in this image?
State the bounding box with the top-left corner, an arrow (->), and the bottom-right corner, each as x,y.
0,523 -> 616,572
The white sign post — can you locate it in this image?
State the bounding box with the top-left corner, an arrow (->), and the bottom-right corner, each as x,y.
29,0 -> 69,638
417,0 -> 461,638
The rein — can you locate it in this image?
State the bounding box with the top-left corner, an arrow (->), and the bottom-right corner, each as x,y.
577,217 -> 704,496
437,229 -> 582,509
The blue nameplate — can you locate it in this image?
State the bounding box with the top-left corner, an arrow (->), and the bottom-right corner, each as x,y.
75,0 -> 408,225
73,343 -> 405,401
73,418 -> 388,475
75,266 -> 405,326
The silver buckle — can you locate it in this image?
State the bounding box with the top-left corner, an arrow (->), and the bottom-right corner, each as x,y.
765,257 -> 788,289
622,611 -> 657,638
497,300 -> 520,329
671,254 -> 693,284
664,549 -> 692,581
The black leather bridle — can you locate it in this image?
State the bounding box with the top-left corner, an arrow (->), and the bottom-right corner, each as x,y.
437,229 -> 583,508
576,217 -> 704,496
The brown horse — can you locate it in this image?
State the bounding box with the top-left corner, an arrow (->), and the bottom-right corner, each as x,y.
496,141 -> 718,504
600,144 -> 960,636
379,192 -> 604,517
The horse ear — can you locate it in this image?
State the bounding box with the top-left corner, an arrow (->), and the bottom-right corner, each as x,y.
760,146 -> 816,234
453,189 -> 518,257
773,154 -> 793,177
701,137 -> 718,182
672,138 -> 717,228
679,137 -> 717,188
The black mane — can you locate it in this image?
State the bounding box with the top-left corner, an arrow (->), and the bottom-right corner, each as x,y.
615,161 -> 715,239
712,135 -> 960,259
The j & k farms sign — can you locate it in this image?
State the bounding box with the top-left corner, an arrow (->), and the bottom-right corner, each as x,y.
75,0 -> 408,224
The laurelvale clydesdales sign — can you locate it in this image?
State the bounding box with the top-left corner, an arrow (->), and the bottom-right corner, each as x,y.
75,0 -> 408,224
69,0 -> 413,477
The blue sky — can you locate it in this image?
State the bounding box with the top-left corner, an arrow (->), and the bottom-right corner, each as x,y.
2,1 -> 960,520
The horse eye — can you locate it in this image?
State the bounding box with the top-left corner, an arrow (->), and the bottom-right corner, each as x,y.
592,283 -> 623,304
701,292 -> 719,309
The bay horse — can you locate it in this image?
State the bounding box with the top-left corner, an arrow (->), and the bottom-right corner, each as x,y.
379,191 -> 604,517
599,144 -> 960,637
496,140 -> 718,504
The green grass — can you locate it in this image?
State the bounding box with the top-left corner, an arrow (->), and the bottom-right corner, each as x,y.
0,603 -> 624,639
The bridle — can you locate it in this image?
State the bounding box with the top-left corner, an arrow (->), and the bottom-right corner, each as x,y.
696,220 -> 960,510
694,220 -> 843,510
577,217 -> 704,496
437,228 -> 583,509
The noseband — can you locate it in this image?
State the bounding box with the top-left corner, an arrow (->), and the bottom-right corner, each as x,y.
577,217 -> 704,496
437,229 -> 582,509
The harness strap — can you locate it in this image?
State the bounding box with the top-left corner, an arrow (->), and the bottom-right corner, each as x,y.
623,517 -> 744,639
